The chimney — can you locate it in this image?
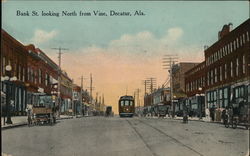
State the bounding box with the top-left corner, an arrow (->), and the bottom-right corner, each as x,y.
218,23 -> 232,40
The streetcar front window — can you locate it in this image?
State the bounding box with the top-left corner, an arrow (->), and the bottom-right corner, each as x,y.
130,101 -> 134,106
120,101 -> 124,106
125,100 -> 129,106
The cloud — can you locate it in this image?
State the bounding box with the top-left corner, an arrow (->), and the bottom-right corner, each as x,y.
30,29 -> 58,45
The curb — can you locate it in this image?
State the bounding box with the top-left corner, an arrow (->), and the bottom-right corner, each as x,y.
1,122 -> 27,130
56,116 -> 74,120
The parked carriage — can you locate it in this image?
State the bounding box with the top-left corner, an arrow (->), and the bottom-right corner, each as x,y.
31,106 -> 54,125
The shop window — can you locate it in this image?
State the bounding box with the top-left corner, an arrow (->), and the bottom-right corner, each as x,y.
224,88 -> 228,108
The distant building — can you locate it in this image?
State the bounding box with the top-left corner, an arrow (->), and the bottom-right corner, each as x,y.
172,62 -> 200,98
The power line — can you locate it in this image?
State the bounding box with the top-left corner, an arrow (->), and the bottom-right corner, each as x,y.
162,54 -> 178,118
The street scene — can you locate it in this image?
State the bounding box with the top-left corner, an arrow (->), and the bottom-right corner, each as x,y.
1,1 -> 250,156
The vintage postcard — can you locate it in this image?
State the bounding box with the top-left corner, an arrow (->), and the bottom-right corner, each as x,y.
1,1 -> 249,156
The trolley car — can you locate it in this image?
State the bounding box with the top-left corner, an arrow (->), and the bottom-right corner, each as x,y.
119,95 -> 135,117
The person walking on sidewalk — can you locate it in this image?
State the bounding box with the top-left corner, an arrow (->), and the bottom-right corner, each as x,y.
26,107 -> 32,126
210,105 -> 215,122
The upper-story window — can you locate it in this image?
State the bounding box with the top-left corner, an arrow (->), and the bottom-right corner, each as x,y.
247,31 -> 249,42
227,44 -> 230,54
236,58 -> 239,76
18,65 -> 21,81
211,70 -> 214,85
230,61 -> 233,77
243,55 -> 246,74
233,40 -> 236,51
230,42 -> 233,53
225,64 -> 227,80
243,34 -> 245,44
220,66 -> 222,81
236,38 -> 239,48
240,36 -> 242,46
2,57 -> 6,75
38,69 -> 42,84
214,68 -> 217,83
22,67 -> 25,82
207,73 -> 210,86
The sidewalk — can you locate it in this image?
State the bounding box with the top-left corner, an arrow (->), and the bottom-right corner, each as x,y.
1,115 -> 74,130
1,116 -> 27,130
146,115 -> 221,124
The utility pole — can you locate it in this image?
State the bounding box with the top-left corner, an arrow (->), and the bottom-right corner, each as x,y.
162,54 -> 178,118
80,76 -> 83,116
52,47 -> 68,117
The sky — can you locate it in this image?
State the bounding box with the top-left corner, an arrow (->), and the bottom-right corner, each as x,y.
2,1 -> 249,113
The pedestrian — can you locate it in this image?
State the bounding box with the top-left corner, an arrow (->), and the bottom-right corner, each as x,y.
26,108 -> 32,126
210,105 -> 215,122
221,109 -> 226,124
183,109 -> 188,123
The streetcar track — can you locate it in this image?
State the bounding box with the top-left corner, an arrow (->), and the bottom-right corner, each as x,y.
137,118 -> 204,156
126,119 -> 159,156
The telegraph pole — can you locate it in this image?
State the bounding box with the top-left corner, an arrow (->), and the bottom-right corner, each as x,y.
162,55 -> 178,118
52,47 -> 68,117
80,76 -> 83,116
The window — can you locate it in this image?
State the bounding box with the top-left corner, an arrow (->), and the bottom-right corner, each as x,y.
236,38 -> 239,48
224,46 -> 227,55
214,68 -> 217,83
236,58 -> 239,76
247,31 -> 249,42
243,55 -> 245,74
38,69 -> 42,84
207,73 -> 210,86
243,34 -> 245,44
125,100 -> 129,106
2,57 -> 5,75
225,64 -> 227,79
211,70 -> 214,85
230,61 -> 233,77
27,67 -> 30,81
220,66 -> 222,81
240,36 -> 242,46
219,89 -> 223,108
233,40 -> 236,51
230,42 -> 232,52
224,88 -> 229,107
22,67 -> 25,81
120,101 -> 124,106
18,65 -> 21,80
45,73 -> 49,86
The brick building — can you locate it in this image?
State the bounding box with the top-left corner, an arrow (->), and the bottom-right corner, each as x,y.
185,18 -> 250,120
1,29 -> 28,116
60,71 -> 73,114
25,45 -> 59,108
172,62 -> 200,98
